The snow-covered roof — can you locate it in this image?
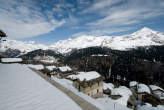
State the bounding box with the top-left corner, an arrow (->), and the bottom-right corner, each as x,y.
59,66 -> 72,72
103,83 -> 114,90
137,104 -> 164,110
149,85 -> 164,91
45,65 -> 57,71
111,86 -> 132,96
1,58 -> 22,63
129,81 -> 138,87
137,84 -> 151,94
28,64 -> 44,70
0,64 -> 81,110
68,71 -> 101,81
111,86 -> 132,106
40,60 -> 54,63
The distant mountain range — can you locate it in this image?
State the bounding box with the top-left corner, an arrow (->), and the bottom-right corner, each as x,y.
1,27 -> 164,54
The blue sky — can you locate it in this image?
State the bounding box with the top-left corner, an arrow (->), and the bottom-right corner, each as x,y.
0,0 -> 164,45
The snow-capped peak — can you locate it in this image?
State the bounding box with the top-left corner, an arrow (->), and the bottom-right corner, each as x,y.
132,27 -> 157,36
138,27 -> 154,33
50,27 -> 164,53
1,27 -> 164,54
0,39 -> 48,53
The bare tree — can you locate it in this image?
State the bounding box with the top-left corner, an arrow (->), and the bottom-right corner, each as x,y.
0,29 -> 7,51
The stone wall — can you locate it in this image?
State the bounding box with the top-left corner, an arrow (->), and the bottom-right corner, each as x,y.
73,80 -> 103,98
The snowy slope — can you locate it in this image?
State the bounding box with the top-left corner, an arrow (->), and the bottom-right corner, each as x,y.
50,27 -> 164,53
0,64 -> 82,110
0,40 -> 48,53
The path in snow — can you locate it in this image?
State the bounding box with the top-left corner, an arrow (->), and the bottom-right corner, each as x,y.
31,68 -> 100,110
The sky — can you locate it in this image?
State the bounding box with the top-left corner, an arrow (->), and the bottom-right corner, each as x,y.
0,0 -> 164,45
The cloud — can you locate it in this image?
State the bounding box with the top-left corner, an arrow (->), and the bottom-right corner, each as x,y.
0,0 -> 65,39
77,0 -> 164,36
82,0 -> 122,13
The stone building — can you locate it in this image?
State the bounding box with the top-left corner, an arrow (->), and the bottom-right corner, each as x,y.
51,66 -> 73,78
137,84 -> 151,101
149,85 -> 164,104
68,71 -> 103,98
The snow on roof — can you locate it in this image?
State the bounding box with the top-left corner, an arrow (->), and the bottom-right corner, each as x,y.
68,71 -> 101,81
1,58 -> 22,63
111,86 -> 132,106
59,66 -> 72,72
137,84 -> 151,94
149,85 -> 164,91
103,83 -> 114,90
45,65 -> 57,71
137,105 -> 164,110
129,81 -> 138,87
28,64 -> 44,70
0,64 -> 82,110
111,86 -> 132,96
40,60 -> 54,63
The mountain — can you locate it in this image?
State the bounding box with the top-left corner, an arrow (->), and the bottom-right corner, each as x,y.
50,27 -> 164,54
1,27 -> 164,54
0,40 -> 48,53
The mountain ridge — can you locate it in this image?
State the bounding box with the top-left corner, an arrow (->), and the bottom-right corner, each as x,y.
1,27 -> 164,54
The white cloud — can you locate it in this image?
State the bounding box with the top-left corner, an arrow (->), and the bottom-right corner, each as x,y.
81,0 -> 164,36
82,0 -> 122,13
0,0 -> 65,39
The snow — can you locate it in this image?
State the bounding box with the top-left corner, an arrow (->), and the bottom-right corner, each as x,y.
96,95 -> 130,110
2,27 -> 164,54
28,64 -> 44,70
154,92 -> 164,100
0,64 -> 82,110
58,66 -> 72,72
103,83 -> 114,90
40,60 -> 54,63
1,39 -> 48,53
67,71 -> 101,81
149,85 -> 164,100
51,76 -> 130,110
149,85 -> 164,91
129,81 -> 138,87
45,65 -> 57,71
49,27 -> 164,54
137,105 -> 164,110
1,58 -> 22,63
137,84 -> 151,94
111,86 -> 132,106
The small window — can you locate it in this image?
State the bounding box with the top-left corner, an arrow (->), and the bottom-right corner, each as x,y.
97,89 -> 99,93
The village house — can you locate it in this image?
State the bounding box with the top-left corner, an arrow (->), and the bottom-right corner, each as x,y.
129,81 -> 138,98
51,66 -> 73,78
103,83 -> 114,95
43,65 -> 57,76
67,71 -> 104,98
149,85 -> 164,104
137,83 -> 151,101
110,86 -> 135,109
28,64 -> 44,71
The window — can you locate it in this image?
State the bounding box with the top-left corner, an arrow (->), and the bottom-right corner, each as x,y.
97,89 -> 99,93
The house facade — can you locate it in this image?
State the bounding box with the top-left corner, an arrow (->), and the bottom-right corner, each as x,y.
69,71 -> 103,98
